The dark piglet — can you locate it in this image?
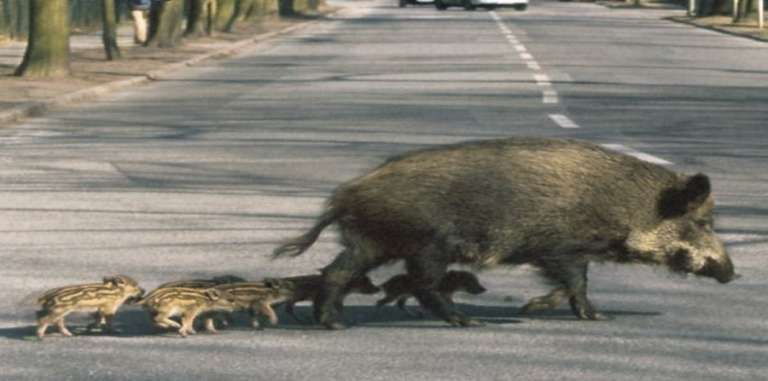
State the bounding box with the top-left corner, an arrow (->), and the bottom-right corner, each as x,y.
377,270 -> 486,315
278,274 -> 379,323
273,137 -> 737,329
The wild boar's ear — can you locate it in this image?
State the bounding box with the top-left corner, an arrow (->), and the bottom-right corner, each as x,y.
103,276 -> 120,286
658,173 -> 711,219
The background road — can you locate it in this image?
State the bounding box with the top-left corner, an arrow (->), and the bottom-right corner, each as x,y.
1,1 -> 766,380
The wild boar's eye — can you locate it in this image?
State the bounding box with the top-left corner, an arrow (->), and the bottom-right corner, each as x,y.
695,218 -> 713,230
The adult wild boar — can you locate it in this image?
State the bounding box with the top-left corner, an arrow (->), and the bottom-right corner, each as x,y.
273,137 -> 736,329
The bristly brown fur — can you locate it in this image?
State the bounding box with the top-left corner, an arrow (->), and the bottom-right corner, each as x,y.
272,137 -> 735,329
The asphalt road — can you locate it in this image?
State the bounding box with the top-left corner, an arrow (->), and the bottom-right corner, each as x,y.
1,1 -> 767,380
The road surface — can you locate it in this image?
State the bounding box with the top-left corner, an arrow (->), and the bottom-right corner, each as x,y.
1,1 -> 766,380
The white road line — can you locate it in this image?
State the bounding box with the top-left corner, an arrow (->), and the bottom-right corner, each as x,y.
601,144 -> 673,165
543,97 -> 559,104
491,10 -> 558,105
549,114 -> 579,128
542,88 -> 557,96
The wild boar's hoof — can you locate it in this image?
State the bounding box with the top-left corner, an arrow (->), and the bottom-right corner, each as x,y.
459,318 -> 484,327
448,316 -> 483,328
323,321 -> 348,330
569,299 -> 607,321
519,301 -> 555,315
520,288 -> 569,315
573,309 -> 608,321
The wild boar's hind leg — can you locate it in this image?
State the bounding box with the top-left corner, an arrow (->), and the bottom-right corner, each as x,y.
315,247 -> 385,330
406,244 -> 478,327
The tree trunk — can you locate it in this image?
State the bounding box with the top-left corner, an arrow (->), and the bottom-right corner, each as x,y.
15,0 -> 70,77
215,0 -> 236,31
185,0 -> 216,37
147,0 -> 184,47
736,0 -> 760,21
278,0 -> 295,16
3,0 -> 29,40
102,0 -> 121,60
224,0 -> 257,32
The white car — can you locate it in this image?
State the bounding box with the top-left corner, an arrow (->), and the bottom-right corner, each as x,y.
434,0 -> 528,10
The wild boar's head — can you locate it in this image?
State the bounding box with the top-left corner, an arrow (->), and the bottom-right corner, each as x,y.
626,173 -> 736,283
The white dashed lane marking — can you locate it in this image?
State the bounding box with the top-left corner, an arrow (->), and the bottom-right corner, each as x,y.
548,114 -> 580,129
489,12 -> 672,166
602,144 -> 674,165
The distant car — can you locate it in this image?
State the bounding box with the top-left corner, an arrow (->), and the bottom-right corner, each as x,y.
434,0 -> 527,10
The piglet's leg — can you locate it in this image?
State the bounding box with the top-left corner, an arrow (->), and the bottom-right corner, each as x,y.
204,317 -> 218,334
154,312 -> 182,330
36,320 -> 50,339
253,302 -> 279,326
56,318 -> 73,337
179,314 -> 197,336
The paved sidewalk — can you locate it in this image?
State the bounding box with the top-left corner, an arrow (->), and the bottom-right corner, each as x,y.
668,14 -> 768,42
0,13 -> 333,127
598,0 -> 768,42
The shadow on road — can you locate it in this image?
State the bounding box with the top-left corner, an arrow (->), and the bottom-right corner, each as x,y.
0,303 -> 664,341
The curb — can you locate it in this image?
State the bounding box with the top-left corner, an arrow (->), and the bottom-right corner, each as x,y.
596,0 -> 684,9
0,13 -> 334,127
666,16 -> 768,43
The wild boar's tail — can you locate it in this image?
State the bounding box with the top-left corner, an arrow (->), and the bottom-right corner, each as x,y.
272,208 -> 340,259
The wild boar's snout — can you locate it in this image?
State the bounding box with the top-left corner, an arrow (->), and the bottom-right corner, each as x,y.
697,256 -> 737,284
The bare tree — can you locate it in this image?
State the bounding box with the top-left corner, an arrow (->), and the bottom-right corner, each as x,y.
15,0 -> 70,77
102,0 -> 121,60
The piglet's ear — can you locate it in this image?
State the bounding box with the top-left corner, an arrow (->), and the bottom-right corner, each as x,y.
264,278 -> 286,290
658,173 -> 711,219
103,276 -> 120,286
205,289 -> 221,301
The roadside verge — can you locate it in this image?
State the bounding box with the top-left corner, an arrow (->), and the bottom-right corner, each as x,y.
0,11 -> 340,128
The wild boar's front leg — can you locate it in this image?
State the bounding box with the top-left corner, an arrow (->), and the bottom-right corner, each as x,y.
537,260 -> 605,320
520,287 -> 569,314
